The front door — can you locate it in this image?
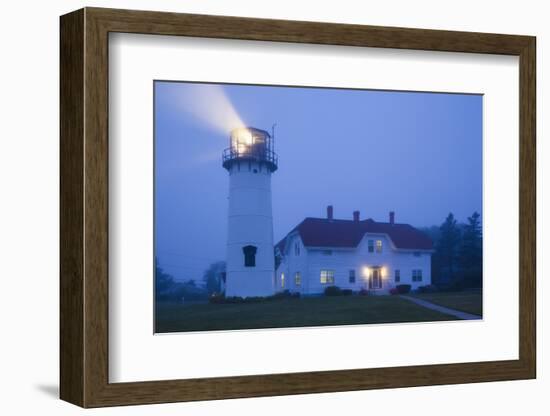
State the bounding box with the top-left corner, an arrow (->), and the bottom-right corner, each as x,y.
369,267 -> 382,290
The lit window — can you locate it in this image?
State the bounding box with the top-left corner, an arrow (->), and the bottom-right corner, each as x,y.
412,269 -> 423,282
349,269 -> 356,283
294,272 -> 301,286
395,269 -> 401,283
320,270 -> 335,284
243,245 -> 257,267
281,273 -> 285,288
368,240 -> 374,253
295,242 -> 300,256
376,240 -> 383,253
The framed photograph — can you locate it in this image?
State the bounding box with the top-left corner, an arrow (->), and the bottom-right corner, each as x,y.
60,7 -> 536,408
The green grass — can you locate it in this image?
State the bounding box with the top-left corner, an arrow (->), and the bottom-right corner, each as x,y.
155,295 -> 458,333
410,290 -> 482,316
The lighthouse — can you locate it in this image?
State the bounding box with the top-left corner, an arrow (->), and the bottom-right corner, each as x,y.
222,127 -> 278,297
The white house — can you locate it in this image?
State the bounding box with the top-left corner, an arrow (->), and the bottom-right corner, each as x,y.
275,206 -> 433,295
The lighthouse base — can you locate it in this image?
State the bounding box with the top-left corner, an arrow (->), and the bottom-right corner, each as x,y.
225,270 -> 275,298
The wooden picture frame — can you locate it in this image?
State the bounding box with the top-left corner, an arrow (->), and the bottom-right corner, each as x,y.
60,7 -> 536,408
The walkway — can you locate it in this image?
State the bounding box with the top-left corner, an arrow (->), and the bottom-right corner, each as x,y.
400,295 -> 482,320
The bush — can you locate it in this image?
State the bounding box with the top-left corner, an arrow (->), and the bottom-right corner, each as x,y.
358,288 -> 369,296
243,296 -> 266,303
210,290 -> 306,304
224,296 -> 245,304
396,284 -> 411,294
341,289 -> 353,296
272,289 -> 291,299
389,288 -> 399,295
209,293 -> 225,304
324,286 -> 342,296
417,284 -> 438,294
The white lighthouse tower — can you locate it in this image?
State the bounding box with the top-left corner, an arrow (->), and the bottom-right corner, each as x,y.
222,127 -> 278,297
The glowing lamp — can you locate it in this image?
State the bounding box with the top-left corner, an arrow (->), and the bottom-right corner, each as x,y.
362,266 -> 371,278
223,126 -> 278,172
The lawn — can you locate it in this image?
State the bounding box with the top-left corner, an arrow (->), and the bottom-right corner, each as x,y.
155,295 -> 458,333
410,290 -> 482,316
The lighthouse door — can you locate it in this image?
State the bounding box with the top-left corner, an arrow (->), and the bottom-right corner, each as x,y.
369,267 -> 382,290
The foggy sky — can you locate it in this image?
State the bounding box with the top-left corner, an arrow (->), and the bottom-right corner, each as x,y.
154,81 -> 482,282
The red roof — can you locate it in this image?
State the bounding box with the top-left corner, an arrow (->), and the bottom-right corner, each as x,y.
276,217 -> 433,253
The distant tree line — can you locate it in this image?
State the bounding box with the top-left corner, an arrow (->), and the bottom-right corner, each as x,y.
155,258 -> 208,302
155,258 -> 226,303
421,212 -> 482,290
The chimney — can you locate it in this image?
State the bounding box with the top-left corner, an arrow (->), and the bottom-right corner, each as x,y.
353,210 -> 360,222
327,205 -> 333,220
389,211 -> 395,225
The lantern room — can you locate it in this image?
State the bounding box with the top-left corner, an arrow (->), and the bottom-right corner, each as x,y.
222,126 -> 278,172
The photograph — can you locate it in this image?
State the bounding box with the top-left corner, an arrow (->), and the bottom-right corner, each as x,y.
153,80 -> 483,333
52,4 -> 539,410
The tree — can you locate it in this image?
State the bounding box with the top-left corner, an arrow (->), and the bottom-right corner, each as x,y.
459,211 -> 482,288
202,261 -> 226,295
435,213 -> 461,286
155,258 -> 207,302
155,257 -> 175,298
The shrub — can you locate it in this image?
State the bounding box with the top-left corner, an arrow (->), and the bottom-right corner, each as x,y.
209,293 -> 226,304
243,296 -> 265,303
417,284 -> 438,294
396,284 -> 411,294
389,288 -> 399,295
272,289 -> 291,299
209,290 -> 301,304
341,289 -> 353,296
358,288 -> 369,296
324,286 -> 342,296
224,296 -> 244,304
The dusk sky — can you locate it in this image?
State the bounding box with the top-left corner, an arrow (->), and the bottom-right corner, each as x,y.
154,81 -> 482,283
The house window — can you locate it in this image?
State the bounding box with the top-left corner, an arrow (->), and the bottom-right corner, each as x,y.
395,269 -> 401,283
322,250 -> 332,256
349,269 -> 356,283
242,245 -> 257,267
320,270 -> 335,284
413,252 -> 421,257
368,240 -> 374,253
281,273 -> 285,288
376,240 -> 383,253
294,242 -> 300,256
294,272 -> 301,286
412,269 -> 423,282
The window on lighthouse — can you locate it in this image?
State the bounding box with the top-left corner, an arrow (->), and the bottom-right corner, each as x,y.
242,245 -> 257,267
